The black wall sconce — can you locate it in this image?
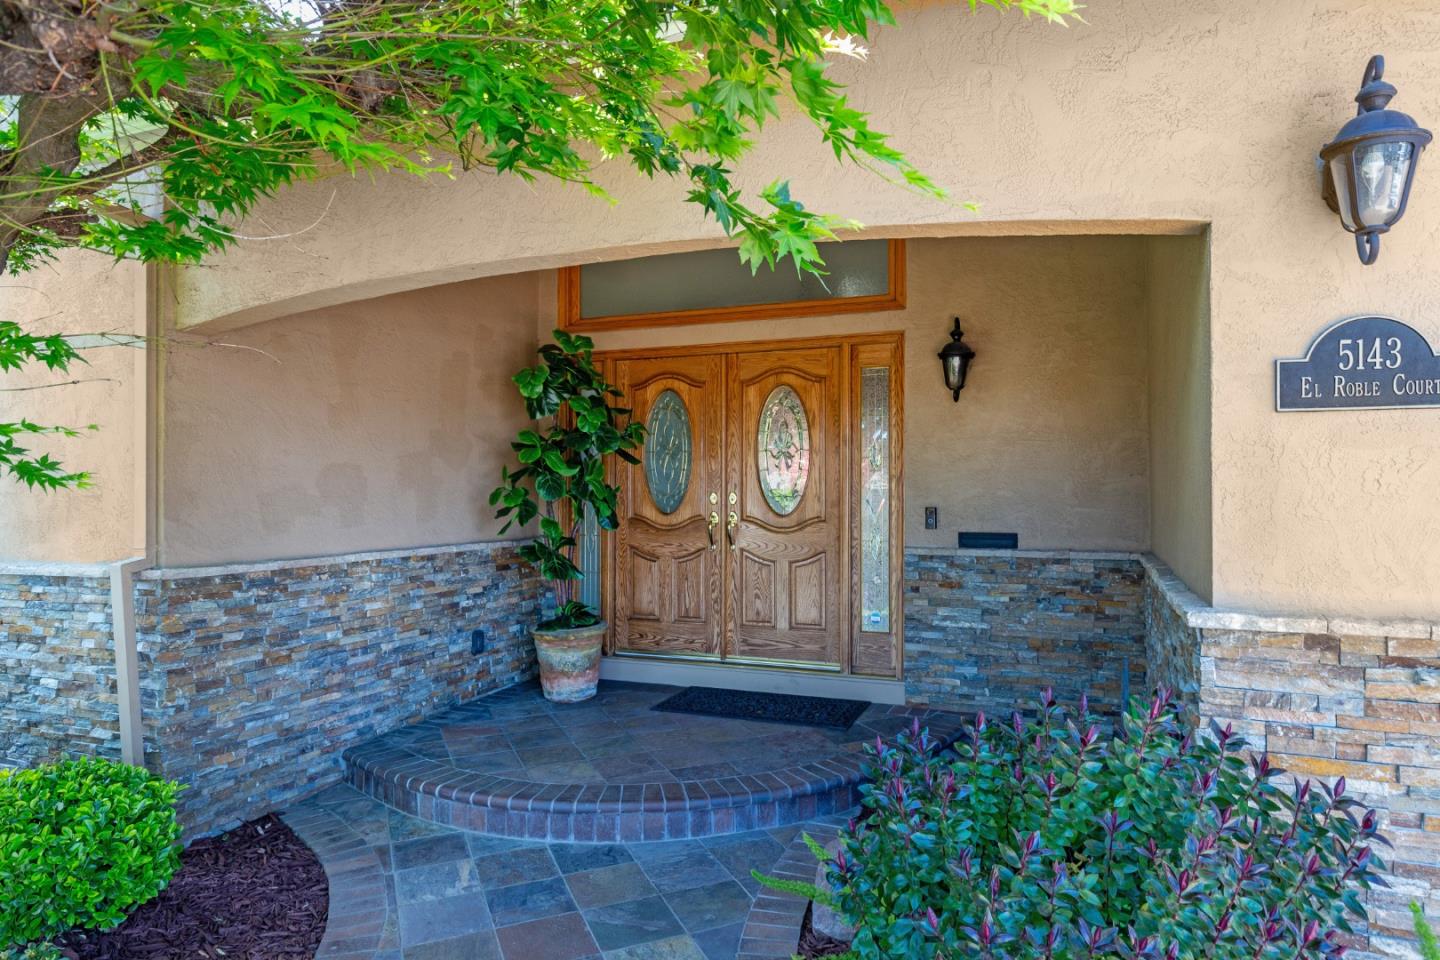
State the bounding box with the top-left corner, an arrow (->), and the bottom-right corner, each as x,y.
1320,55 -> 1431,265
938,318 -> 976,401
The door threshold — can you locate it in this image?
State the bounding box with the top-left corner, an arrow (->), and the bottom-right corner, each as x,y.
599,654 -> 906,705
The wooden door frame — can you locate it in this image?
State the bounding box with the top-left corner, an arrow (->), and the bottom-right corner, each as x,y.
597,330 -> 905,679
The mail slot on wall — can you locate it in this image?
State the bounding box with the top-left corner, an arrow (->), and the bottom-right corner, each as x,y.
958,532 -> 1019,550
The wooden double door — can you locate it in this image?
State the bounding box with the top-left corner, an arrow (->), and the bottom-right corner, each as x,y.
613,346 -> 846,668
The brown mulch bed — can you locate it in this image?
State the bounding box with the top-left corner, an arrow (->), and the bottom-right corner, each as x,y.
59,814 -> 328,960
797,902 -> 852,959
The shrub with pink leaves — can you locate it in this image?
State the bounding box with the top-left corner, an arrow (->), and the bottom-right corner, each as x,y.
787,688 -> 1389,960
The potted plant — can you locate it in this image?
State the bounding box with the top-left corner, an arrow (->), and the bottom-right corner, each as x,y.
491,330 -> 644,703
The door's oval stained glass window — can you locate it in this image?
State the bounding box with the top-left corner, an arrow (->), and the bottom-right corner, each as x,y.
757,385 -> 810,516
644,389 -> 692,515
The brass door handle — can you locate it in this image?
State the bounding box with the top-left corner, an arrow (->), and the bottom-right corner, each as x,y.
726,510 -> 738,548
706,511 -> 719,549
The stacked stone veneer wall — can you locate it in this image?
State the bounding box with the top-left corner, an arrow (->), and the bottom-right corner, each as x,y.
6,545 -> 1438,950
1141,559 -> 1203,708
134,541 -> 543,834
1145,556 -> 1440,959
903,549 -> 1147,718
0,569 -> 119,767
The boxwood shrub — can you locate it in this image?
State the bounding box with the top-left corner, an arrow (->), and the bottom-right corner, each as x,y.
0,757 -> 182,948
771,688 -> 1389,960
0,945 -> 68,960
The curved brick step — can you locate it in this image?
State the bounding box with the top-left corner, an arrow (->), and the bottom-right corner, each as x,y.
345,745 -> 868,842
342,681 -> 964,843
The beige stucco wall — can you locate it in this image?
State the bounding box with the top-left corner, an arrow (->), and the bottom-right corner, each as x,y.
5,1 -> 1438,618
158,274 -> 539,565
568,235 -> 1153,553
0,251 -> 146,564
157,0 -> 1440,619
1145,234 -> 1213,602
157,234 -> 1153,565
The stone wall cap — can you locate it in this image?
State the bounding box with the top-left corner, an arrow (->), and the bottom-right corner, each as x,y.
140,538 -> 530,581
0,560 -> 113,578
1141,553 -> 1438,638
1139,554 -> 1210,610
1190,610 -> 1330,634
1327,617 -> 1434,640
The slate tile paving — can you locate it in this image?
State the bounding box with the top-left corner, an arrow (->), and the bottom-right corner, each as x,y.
393,834 -> 472,870
551,842 -> 635,874
395,860 -> 483,903
606,935 -> 709,960
465,834 -> 526,859
702,834 -> 787,896
691,923 -> 745,960
403,930 -> 502,960
284,784 -> 843,960
567,863 -> 660,910
634,846 -> 736,895
485,875 -> 577,926
472,846 -> 559,887
495,913 -> 599,960
583,896 -> 687,950
397,891 -> 494,946
287,680 -> 955,958
664,880 -> 753,933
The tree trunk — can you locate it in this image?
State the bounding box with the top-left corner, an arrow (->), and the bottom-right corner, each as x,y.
0,0 -> 130,272
0,93 -> 99,270
0,0 -> 108,96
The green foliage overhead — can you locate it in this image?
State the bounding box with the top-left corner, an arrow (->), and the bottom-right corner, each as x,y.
1,0 -> 1081,273
762,688 -> 1389,960
0,757 -> 183,948
0,321 -> 94,488
490,329 -> 644,629
1,0 -> 1079,490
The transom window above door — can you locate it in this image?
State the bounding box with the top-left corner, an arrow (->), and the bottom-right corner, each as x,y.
558,239 -> 905,331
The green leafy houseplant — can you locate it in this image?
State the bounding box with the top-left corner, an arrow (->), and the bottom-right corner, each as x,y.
0,757 -> 182,949
491,330 -> 644,631
765,687 -> 1390,960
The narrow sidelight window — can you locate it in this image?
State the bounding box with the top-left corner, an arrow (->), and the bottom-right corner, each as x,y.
858,366 -> 891,633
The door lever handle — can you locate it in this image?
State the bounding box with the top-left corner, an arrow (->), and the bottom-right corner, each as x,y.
706,511 -> 719,549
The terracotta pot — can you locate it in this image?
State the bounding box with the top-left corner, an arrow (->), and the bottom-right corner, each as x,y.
532,621 -> 606,703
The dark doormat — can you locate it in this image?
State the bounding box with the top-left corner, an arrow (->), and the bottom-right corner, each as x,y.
652,686 -> 870,731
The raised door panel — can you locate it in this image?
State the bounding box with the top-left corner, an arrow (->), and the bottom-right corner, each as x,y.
739,552 -> 777,628
614,355 -> 725,656
724,347 -> 845,666
629,552 -> 661,620
674,550 -> 707,623
789,554 -> 826,629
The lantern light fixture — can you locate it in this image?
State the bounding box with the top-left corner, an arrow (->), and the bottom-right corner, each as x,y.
938,318 -> 976,401
1320,55 -> 1431,265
